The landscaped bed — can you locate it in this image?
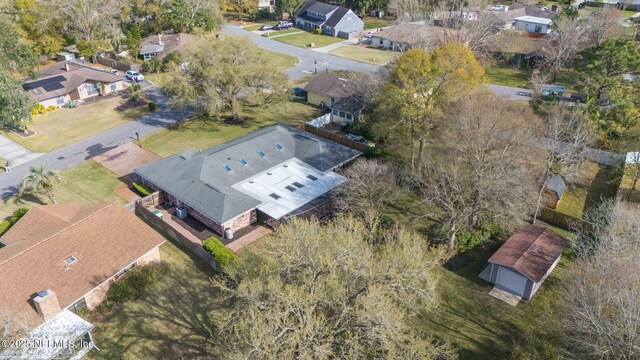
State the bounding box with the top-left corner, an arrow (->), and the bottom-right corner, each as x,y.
329,45 -> 399,65
272,31 -> 345,48
6,96 -> 148,153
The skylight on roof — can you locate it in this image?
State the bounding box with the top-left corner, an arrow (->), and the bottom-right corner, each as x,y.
224,164 -> 232,172
239,158 -> 248,166
258,150 -> 266,158
306,174 -> 318,181
292,182 -> 305,188
269,193 -> 281,200
275,143 -> 283,150
285,185 -> 296,192
64,256 -> 78,265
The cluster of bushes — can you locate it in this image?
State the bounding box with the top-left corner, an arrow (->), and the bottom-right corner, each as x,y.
455,220 -> 504,253
142,51 -> 184,74
107,262 -> 169,304
203,237 -> 239,270
132,182 -> 153,196
31,103 -> 58,115
0,208 -> 29,236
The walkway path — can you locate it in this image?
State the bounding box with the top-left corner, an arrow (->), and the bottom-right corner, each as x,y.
311,39 -> 358,54
265,30 -> 304,38
0,134 -> 44,168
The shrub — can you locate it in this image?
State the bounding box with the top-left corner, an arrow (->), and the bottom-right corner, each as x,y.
107,262 -> 169,303
132,182 -> 153,196
47,105 -> 57,111
31,103 -> 45,115
63,101 -> 77,108
10,208 -> 28,223
456,229 -> 489,253
315,28 -> 322,35
482,220 -> 504,239
203,237 -> 239,270
143,57 -> 163,73
147,102 -> 156,112
162,51 -> 184,71
0,220 -> 11,237
364,146 -> 385,158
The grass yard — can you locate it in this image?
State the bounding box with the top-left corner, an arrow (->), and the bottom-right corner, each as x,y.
6,96 -> 148,153
272,31 -> 345,48
555,161 -> 620,219
88,240 -> 228,359
363,17 -> 391,30
329,45 -> 398,65
422,245 -> 569,359
484,64 -> 533,88
141,101 -> 322,157
0,160 -> 124,220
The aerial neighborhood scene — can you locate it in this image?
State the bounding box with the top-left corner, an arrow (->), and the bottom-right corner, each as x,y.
1,0 -> 639,357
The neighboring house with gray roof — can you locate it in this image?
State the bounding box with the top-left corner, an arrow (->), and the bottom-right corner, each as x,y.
134,123 -> 361,236
304,73 -> 355,107
294,0 -> 364,38
493,4 -> 553,32
22,62 -> 125,108
139,33 -> 197,61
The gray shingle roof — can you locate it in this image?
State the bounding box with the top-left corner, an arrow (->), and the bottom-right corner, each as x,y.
325,7 -> 350,28
546,174 -> 566,199
134,123 -> 361,224
307,1 -> 338,15
304,73 -> 354,98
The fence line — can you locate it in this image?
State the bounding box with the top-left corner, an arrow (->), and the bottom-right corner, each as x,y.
301,123 -> 369,152
537,207 -> 593,233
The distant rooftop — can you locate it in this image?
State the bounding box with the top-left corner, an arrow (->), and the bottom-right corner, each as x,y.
514,16 -> 553,25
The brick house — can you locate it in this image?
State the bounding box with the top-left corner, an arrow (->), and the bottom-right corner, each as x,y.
135,123 -> 361,237
0,202 -> 165,359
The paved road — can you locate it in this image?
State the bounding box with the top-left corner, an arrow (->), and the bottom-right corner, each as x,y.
221,25 -> 377,79
0,84 -> 194,199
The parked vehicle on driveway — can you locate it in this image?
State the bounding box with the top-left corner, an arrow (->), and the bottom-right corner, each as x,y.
274,21 -> 293,30
125,70 -> 144,82
260,25 -> 274,31
571,92 -> 586,103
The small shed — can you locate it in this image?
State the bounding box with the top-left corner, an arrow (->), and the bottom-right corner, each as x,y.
543,174 -> 566,209
479,225 -> 567,300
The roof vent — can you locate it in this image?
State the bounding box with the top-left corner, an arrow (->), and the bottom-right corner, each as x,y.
530,244 -> 539,254
64,255 -> 77,265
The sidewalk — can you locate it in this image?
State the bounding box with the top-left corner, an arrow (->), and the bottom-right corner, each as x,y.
311,39 -> 358,54
0,134 -> 44,167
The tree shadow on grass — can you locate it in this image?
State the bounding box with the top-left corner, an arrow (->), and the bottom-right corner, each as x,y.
581,164 -> 621,216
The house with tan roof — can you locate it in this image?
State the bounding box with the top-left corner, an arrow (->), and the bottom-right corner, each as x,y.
0,202 -> 165,359
139,33 -> 197,61
22,62 -> 125,108
479,225 -> 567,301
370,24 -> 453,52
304,73 -> 355,107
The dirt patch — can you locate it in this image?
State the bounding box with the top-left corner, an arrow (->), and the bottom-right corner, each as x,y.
94,143 -> 161,177
11,129 -> 37,138
114,184 -> 141,202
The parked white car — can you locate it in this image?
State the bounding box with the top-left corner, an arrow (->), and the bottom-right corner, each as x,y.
490,4 -> 508,11
125,70 -> 144,82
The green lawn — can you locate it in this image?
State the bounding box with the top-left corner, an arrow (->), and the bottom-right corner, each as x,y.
88,240 -> 228,359
6,96 -> 148,152
555,161 -> 620,219
263,28 -> 301,36
329,45 -> 398,65
484,64 -> 533,88
141,101 -> 322,157
422,246 -> 569,359
0,160 -> 124,220
363,17 -> 391,30
272,31 -> 345,48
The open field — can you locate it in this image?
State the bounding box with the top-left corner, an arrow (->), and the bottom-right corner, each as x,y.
88,240 -> 228,359
363,17 -> 391,30
329,45 -> 399,65
422,245 -> 569,359
6,96 -> 148,153
555,161 -> 620,219
272,31 -> 345,48
140,101 -> 322,157
0,160 -> 124,220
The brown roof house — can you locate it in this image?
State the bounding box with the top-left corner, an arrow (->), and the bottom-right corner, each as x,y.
139,33 -> 198,61
304,73 -> 355,108
0,202 -> 165,359
478,225 -> 567,301
22,61 -> 125,109
370,24 -> 453,52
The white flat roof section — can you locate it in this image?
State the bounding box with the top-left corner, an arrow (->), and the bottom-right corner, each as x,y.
233,158 -> 346,220
2,309 -> 94,359
514,16 -> 553,25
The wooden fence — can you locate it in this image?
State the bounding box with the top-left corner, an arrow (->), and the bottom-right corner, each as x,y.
537,207 -> 594,233
134,193 -> 221,273
96,56 -> 142,72
301,123 -> 369,152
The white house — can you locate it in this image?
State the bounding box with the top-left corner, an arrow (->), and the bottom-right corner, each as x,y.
514,16 -> 553,33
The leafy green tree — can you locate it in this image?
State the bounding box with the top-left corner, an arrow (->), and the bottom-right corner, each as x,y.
18,165 -> 62,203
167,0 -> 223,32
0,18 -> 38,73
0,69 -> 32,130
215,216 -> 454,359
375,43 -> 484,172
124,24 -> 142,59
576,39 -> 640,145
275,0 -> 305,16
164,36 -> 287,122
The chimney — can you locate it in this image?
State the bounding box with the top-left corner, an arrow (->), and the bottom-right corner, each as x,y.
64,63 -> 70,72
33,290 -> 61,321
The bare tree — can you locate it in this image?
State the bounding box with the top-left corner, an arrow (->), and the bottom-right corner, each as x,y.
532,105 -> 595,223
0,308 -> 29,342
215,217 -> 456,359
563,201 -> 640,359
544,16 -> 591,79
588,7 -> 624,46
44,0 -> 123,45
388,0 -> 430,21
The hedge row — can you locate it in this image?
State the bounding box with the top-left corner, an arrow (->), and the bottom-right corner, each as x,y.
203,237 -> 239,270
132,182 -> 153,196
107,262 -> 169,303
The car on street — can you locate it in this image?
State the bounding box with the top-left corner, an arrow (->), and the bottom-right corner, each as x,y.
490,4 -> 507,11
274,21 -> 293,30
365,31 -> 374,38
125,70 -> 144,82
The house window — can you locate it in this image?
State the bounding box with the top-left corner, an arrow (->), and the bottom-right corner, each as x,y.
332,109 -> 338,115
115,264 -> 134,280
534,25 -> 542,33
55,96 -> 65,105
110,83 -> 117,92
330,98 -> 336,106
346,113 -> 353,120
85,83 -> 99,96
339,111 -> 346,118
68,298 -> 87,314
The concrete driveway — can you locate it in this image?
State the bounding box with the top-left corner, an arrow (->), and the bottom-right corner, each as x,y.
0,135 -> 44,168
